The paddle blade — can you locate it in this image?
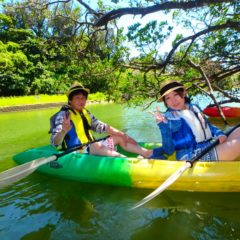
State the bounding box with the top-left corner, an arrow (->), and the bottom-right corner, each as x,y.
0,155 -> 57,188
130,162 -> 191,210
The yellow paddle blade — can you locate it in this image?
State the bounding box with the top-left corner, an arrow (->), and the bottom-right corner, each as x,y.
130,162 -> 191,210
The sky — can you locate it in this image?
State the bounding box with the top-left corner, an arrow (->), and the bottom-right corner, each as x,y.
117,12 -> 184,58
86,0 -> 190,58
95,0 -> 190,58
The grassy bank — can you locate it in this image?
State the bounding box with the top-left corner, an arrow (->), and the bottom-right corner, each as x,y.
0,92 -> 106,107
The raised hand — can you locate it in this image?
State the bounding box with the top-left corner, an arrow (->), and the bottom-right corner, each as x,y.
62,112 -> 72,133
218,135 -> 227,144
148,106 -> 166,123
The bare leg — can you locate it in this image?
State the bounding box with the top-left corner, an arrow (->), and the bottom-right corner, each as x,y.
111,135 -> 152,158
227,127 -> 240,141
216,127 -> 240,161
89,142 -> 125,157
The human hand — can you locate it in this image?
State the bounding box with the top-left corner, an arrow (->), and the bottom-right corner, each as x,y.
62,112 -> 72,133
218,135 -> 227,144
148,106 -> 165,123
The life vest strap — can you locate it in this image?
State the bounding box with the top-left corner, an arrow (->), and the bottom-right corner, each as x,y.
79,111 -> 94,142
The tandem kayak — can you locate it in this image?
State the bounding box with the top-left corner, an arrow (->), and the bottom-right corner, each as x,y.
203,106 -> 240,118
13,144 -> 240,192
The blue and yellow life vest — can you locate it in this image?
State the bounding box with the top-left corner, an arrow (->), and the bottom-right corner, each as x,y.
65,108 -> 94,148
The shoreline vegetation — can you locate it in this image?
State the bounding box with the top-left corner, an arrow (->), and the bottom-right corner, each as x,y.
0,93 -> 107,112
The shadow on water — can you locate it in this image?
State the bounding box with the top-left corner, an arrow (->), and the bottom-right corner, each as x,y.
130,191 -> 240,240
1,173 -> 240,240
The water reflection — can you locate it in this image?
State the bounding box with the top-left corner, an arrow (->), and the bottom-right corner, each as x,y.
1,173 -> 240,239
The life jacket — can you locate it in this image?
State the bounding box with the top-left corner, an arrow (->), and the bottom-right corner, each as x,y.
176,104 -> 212,142
49,105 -> 94,149
165,104 -> 212,143
69,108 -> 94,146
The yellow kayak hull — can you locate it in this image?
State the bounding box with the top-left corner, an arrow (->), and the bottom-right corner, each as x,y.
130,159 -> 240,191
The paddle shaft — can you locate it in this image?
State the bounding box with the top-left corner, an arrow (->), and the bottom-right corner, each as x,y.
54,135 -> 110,159
0,135 -> 110,188
187,123 -> 240,166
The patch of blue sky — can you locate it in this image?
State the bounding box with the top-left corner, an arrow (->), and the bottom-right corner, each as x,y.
85,0 -> 191,58
116,12 -> 190,58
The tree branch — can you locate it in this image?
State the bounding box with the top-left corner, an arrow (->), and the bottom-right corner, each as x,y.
94,0 -> 233,27
76,0 -> 100,17
162,21 -> 240,71
187,59 -> 228,124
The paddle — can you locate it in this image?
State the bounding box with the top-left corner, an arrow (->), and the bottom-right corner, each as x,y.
0,136 -> 110,188
130,123 -> 240,210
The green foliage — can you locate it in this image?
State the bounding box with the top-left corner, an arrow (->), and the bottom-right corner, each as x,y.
0,0 -> 127,98
88,92 -> 106,101
172,34 -> 183,47
0,0 -> 238,107
0,41 -> 34,96
4,28 -> 34,42
31,74 -> 59,95
0,13 -> 12,28
127,20 -> 172,56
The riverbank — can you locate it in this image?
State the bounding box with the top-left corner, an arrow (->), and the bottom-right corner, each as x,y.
0,100 -> 104,112
0,93 -> 107,112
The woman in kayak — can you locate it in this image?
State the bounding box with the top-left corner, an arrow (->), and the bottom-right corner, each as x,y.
149,80 -> 240,161
50,81 -> 152,158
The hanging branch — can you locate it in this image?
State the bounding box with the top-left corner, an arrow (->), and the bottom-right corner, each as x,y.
187,60 -> 229,125
121,21 -> 239,74
212,84 -> 240,103
161,21 -> 240,72
94,0 -> 233,27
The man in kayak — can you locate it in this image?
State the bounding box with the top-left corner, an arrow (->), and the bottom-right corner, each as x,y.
50,82 -> 152,158
149,80 -> 240,161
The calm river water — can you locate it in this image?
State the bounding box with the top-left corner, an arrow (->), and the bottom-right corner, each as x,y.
0,102 -> 240,240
